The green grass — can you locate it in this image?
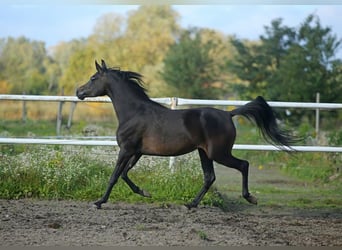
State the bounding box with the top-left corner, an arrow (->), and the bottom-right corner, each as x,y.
0,119 -> 341,211
215,149 -> 342,210
0,119 -> 118,137
0,145 -> 221,206
0,119 -> 58,137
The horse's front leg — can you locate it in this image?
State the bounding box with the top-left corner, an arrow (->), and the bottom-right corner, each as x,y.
94,150 -> 132,209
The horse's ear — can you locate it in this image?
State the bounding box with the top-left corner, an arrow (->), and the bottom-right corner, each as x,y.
95,60 -> 102,73
101,59 -> 107,71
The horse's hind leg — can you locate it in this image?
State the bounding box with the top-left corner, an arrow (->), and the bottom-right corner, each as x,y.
214,154 -> 257,205
121,154 -> 151,198
185,148 -> 215,209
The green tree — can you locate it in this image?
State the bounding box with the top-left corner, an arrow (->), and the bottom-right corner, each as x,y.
272,15 -> 342,103
161,28 -> 226,99
228,38 -> 267,99
0,36 -> 58,94
229,14 -> 342,103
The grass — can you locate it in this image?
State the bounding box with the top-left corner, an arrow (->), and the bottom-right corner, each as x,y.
196,230 -> 210,241
0,119 -> 117,137
1,143 -> 341,210
0,120 -> 55,137
0,116 -> 341,210
215,150 -> 342,210
0,145 -> 221,206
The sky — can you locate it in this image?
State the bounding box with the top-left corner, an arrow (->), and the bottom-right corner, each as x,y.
0,3 -> 342,58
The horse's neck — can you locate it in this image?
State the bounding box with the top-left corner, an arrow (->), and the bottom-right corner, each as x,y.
106,83 -> 156,123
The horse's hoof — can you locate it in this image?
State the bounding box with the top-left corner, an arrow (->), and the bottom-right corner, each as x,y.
184,204 -> 191,210
93,201 -> 102,209
141,190 -> 151,198
246,195 -> 258,205
184,202 -> 197,210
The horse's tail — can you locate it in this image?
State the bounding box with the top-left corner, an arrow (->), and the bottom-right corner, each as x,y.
231,96 -> 300,150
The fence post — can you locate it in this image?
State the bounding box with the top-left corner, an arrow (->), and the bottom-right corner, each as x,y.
22,91 -> 27,123
56,88 -> 64,136
67,102 -> 77,129
315,92 -> 320,140
169,97 -> 178,170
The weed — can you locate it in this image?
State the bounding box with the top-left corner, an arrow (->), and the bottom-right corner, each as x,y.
135,224 -> 146,231
197,230 -> 210,241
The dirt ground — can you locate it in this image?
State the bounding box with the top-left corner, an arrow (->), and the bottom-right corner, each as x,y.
0,198 -> 341,246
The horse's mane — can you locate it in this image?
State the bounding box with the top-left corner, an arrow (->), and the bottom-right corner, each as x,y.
108,68 -> 149,99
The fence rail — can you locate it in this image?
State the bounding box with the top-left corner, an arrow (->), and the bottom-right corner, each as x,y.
0,137 -> 341,152
0,94 -> 341,153
1,94 -> 342,109
0,94 -> 172,105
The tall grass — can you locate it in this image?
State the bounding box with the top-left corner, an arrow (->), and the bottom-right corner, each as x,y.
0,145 -> 221,206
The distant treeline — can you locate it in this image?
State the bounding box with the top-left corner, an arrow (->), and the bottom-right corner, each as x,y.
0,6 -> 341,106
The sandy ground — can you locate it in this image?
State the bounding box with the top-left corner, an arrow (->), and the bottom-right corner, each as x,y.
0,198 -> 341,246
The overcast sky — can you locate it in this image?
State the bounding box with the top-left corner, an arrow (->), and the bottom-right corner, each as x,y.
0,3 -> 341,58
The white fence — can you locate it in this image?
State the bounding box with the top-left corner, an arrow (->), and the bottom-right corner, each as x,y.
2,94 -> 342,109
0,94 -> 341,153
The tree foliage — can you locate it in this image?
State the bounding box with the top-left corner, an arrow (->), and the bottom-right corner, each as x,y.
229,14 -> 342,104
0,37 -> 59,94
160,28 -> 229,99
56,5 -> 180,96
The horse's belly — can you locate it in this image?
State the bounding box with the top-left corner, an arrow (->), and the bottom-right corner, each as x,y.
141,135 -> 196,156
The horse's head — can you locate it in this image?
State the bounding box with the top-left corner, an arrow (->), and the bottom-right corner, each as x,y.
76,60 -> 109,100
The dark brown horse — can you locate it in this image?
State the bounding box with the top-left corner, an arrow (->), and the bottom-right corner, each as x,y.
76,60 -> 297,209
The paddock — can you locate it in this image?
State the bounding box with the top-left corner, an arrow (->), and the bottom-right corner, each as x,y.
0,95 -> 341,246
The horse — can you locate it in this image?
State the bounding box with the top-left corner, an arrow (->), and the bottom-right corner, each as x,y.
76,60 -> 298,209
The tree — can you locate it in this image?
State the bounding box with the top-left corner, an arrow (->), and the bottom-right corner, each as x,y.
56,6 -> 180,96
229,14 -> 342,104
123,5 -> 180,96
161,28 -> 227,99
269,15 -> 342,103
0,36 -> 58,94
58,43 -> 96,95
228,38 -> 268,99
124,5 -> 180,69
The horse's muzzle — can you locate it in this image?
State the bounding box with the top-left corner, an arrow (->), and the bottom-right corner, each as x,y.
76,89 -> 86,100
